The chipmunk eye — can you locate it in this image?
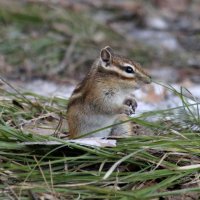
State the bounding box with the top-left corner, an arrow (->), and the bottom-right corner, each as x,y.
125,66 -> 134,73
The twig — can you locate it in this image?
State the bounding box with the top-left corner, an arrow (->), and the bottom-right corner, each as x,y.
49,36 -> 78,75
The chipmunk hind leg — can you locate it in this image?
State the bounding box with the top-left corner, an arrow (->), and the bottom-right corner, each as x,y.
110,114 -> 133,137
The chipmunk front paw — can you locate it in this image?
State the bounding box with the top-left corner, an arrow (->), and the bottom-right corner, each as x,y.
120,105 -> 135,116
124,98 -> 137,114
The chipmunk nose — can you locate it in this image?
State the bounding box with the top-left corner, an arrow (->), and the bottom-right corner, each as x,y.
148,76 -> 152,83
140,75 -> 152,84
136,73 -> 152,84
146,75 -> 152,84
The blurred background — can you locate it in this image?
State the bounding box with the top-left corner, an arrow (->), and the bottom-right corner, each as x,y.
0,0 -> 199,111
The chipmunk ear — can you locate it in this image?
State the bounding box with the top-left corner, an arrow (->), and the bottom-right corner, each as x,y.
100,46 -> 113,65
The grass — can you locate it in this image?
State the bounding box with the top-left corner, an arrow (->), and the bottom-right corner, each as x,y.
0,1 -> 200,199
0,78 -> 200,199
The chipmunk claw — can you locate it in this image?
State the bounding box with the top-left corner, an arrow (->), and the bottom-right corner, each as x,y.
119,105 -> 134,116
124,98 -> 137,114
124,106 -> 135,115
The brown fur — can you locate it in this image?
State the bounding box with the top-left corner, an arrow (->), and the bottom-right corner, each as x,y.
67,47 -> 151,138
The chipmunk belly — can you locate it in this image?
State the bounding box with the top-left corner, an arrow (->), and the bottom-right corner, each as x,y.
103,87 -> 127,107
80,114 -> 117,138
114,91 -> 127,105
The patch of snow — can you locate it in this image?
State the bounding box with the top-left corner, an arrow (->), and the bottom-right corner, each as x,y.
135,83 -> 200,115
24,80 -> 74,98
14,79 -> 200,115
146,17 -> 168,30
23,138 -> 117,147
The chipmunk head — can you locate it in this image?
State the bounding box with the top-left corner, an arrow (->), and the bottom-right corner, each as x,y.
98,46 -> 151,89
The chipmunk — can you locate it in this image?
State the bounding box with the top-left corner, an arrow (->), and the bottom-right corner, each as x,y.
67,46 -> 151,138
